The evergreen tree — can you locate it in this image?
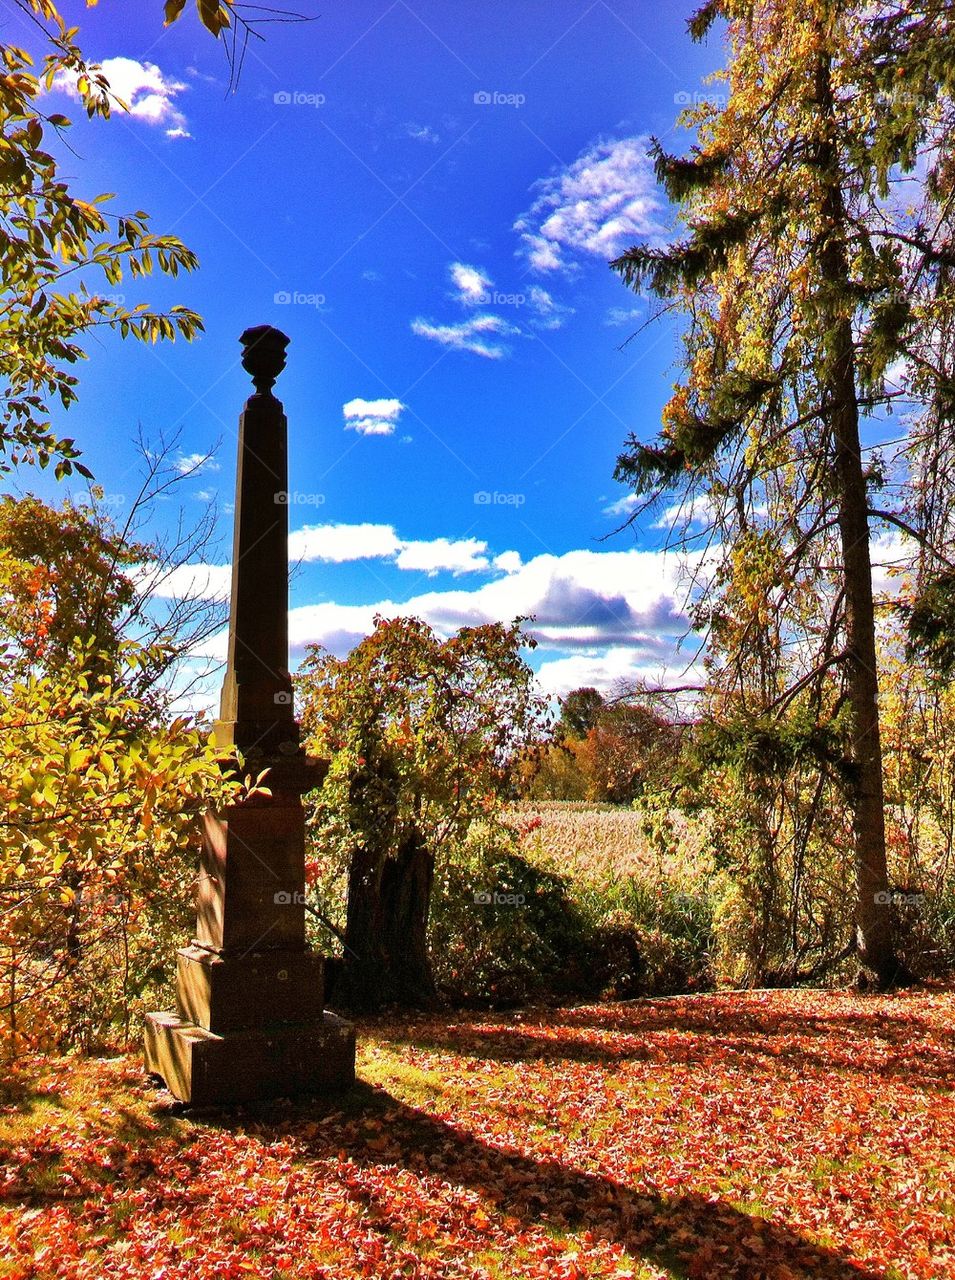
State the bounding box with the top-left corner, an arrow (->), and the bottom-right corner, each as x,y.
611,0 -> 955,987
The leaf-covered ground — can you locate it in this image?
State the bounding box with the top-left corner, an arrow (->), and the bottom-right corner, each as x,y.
1,987 -> 953,1279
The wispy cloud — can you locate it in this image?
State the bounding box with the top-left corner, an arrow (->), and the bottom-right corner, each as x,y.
405,122 -> 440,144
516,136 -> 666,273
527,285 -> 574,330
175,451 -> 219,475
651,494 -> 714,530
417,263 -> 573,350
53,56 -> 191,139
137,562 -> 232,602
411,313 -> 518,359
603,492 -> 640,518
605,305 -> 645,328
342,396 -> 406,436
604,491 -> 713,527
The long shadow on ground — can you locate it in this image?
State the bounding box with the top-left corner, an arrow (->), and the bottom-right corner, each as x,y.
0,1006 -> 908,1278
195,1080 -> 888,1280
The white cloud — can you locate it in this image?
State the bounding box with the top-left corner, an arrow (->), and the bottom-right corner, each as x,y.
450,262 -> 492,305
603,492 -> 640,518
289,522 -> 402,563
168,522 -> 916,709
520,234 -> 563,273
285,523 -> 505,577
883,356 -> 910,390
411,313 -> 519,359
870,529 -> 913,599
516,136 -> 667,273
342,396 -> 405,437
493,550 -> 523,574
135,562 -> 232,603
279,546 -> 696,658
186,543 -> 704,696
54,56 -> 190,139
288,528 -> 501,577
179,544 -> 696,649
651,494 -> 714,530
150,525 -> 503,584
421,263 -> 574,350
175,451 -> 219,475
534,648 -> 704,698
185,65 -> 219,86
395,537 -> 490,576
603,492 -> 714,527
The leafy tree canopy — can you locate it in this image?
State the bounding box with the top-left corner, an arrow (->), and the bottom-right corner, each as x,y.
558,687 -> 605,739
0,1 -> 249,476
300,616 -> 548,850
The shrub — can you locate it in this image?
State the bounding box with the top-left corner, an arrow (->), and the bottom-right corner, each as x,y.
428,822 -> 593,1005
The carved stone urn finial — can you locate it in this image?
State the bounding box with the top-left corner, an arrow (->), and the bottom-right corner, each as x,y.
240,325 -> 290,396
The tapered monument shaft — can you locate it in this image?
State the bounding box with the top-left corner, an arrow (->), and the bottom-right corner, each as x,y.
215,325 -> 296,755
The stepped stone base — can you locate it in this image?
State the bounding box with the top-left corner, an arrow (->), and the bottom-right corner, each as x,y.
144,1009 -> 355,1107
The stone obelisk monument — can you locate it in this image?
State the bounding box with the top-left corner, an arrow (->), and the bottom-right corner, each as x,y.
144,326 -> 355,1105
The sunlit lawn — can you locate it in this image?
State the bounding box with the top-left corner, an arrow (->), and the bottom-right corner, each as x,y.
2,987 -> 953,1278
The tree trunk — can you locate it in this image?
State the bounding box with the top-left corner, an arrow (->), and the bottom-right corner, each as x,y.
379,825 -> 437,1007
338,821 -> 438,1011
815,48 -> 901,988
337,833 -> 389,1010
830,322 -> 900,986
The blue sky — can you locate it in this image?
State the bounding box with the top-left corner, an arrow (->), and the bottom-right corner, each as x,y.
10,0 -> 731,704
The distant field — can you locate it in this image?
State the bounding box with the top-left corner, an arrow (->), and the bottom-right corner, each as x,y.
508,799 -> 713,885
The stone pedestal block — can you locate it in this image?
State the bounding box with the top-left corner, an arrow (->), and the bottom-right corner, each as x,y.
194,755 -> 328,957
144,1009 -> 355,1107
197,800 -> 306,954
175,944 -> 325,1034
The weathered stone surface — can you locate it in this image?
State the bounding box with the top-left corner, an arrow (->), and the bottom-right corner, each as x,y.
144,1010 -> 355,1107
196,800 -> 307,953
175,945 -> 325,1034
